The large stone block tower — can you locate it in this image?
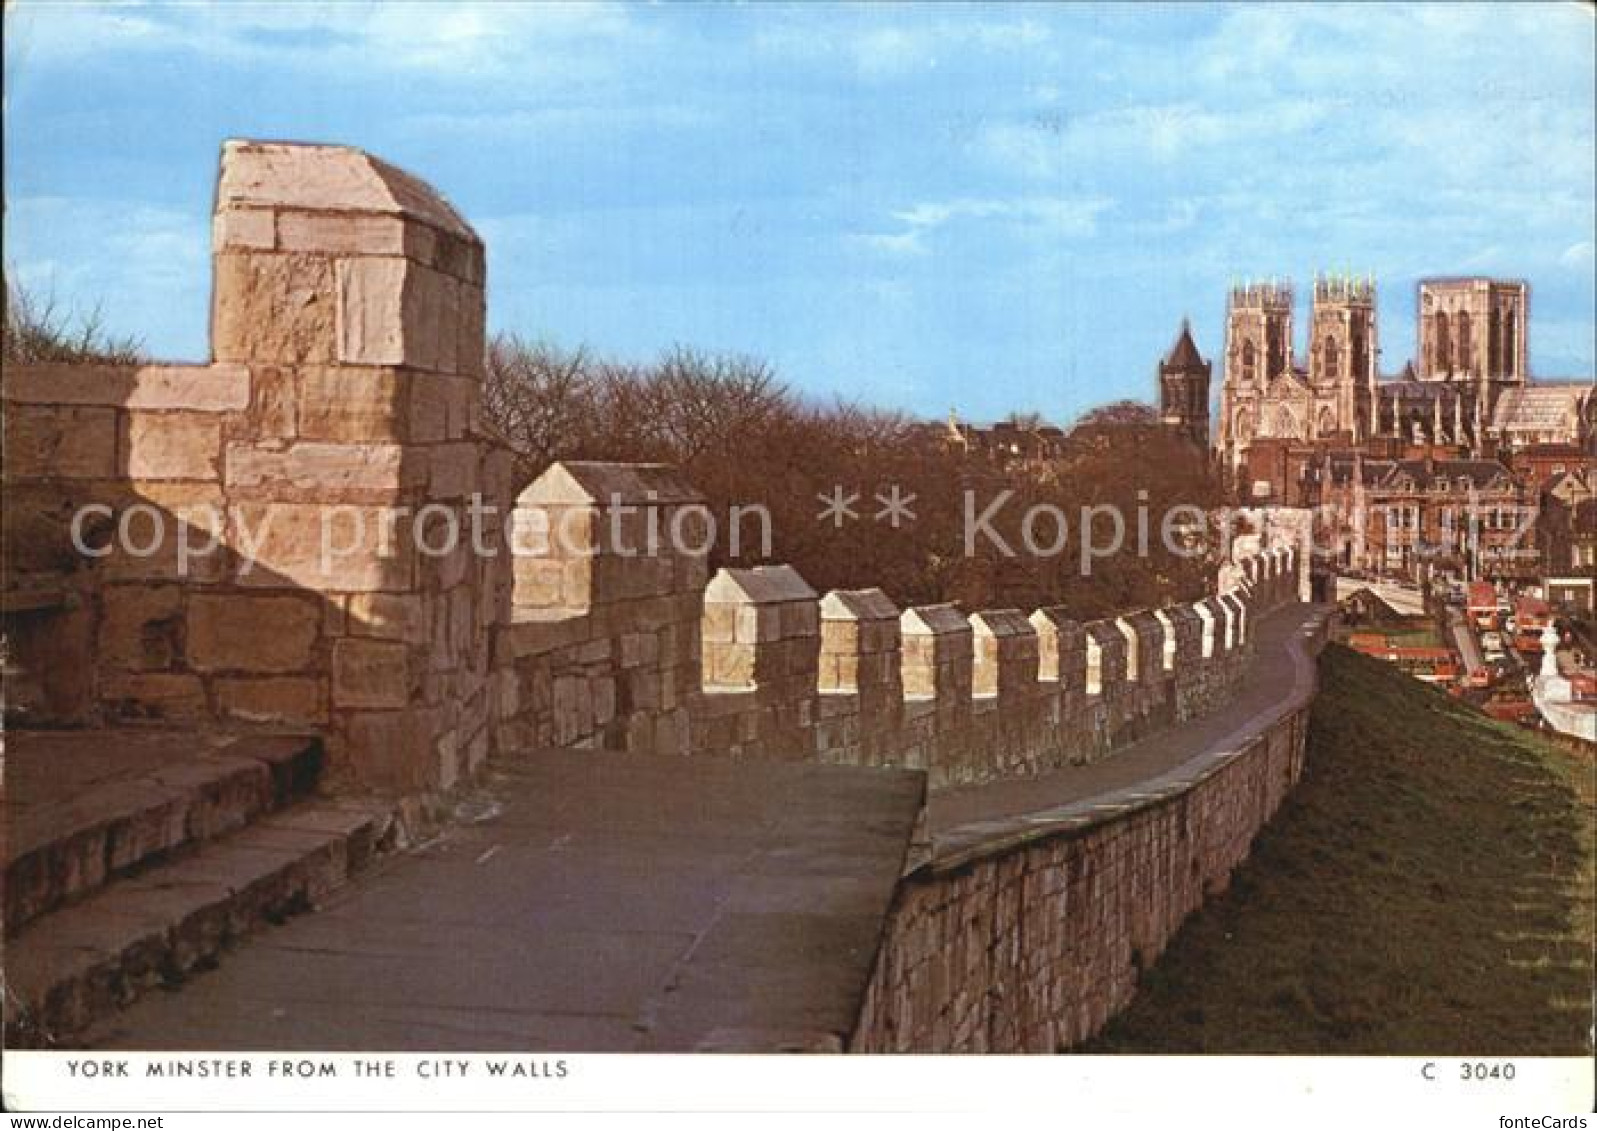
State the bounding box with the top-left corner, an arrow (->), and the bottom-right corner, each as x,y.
1158,319 -> 1211,448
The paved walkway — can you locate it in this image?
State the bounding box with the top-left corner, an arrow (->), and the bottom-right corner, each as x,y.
929,603 -> 1330,869
88,753 -> 923,1051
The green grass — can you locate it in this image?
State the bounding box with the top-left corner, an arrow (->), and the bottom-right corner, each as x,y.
1086,644 -> 1594,1054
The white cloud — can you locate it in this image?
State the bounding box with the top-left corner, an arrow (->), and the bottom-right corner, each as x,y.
899,196 -> 1110,235
847,231 -> 928,258
756,13 -> 1051,80
975,99 -> 1335,181
852,195 -> 1112,258
5,1 -> 638,77
1561,241 -> 1595,269
404,102 -> 712,140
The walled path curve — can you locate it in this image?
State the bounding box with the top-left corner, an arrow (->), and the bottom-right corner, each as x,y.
929,602 -> 1330,868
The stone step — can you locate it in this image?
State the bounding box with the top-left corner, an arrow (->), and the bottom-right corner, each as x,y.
2,797 -> 395,1046
4,732 -> 324,934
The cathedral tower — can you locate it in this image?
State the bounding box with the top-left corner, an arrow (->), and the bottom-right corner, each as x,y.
1308,272 -> 1378,441
1158,319 -> 1211,448
1417,278 -> 1527,384
1217,279 -> 1293,467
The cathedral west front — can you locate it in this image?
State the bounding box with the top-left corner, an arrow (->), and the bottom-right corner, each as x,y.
1155,274 -> 1594,588
1206,275 -> 1571,471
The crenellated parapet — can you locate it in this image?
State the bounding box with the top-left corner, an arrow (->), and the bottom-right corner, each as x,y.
900,604 -> 974,706
1193,596 -> 1225,656
702,565 -> 817,689
970,609 -> 1038,701
1116,610 -> 1166,685
816,588 -> 904,765
1082,619 -> 1128,698
1031,608 -> 1087,694
1221,589 -> 1251,646
486,458 -> 1298,788
819,588 -> 901,695
497,460 -> 707,757
697,565 -> 820,760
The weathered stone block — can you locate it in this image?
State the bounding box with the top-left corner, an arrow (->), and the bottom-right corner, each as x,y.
230,502 -> 414,592
3,405 -> 117,479
225,441 -> 417,492
2,364 -> 251,411
277,212 -> 408,256
125,413 -> 222,481
100,672 -> 208,720
188,594 -> 320,672
335,257 -> 408,367
341,709 -> 430,792
212,207 -> 275,251
98,585 -> 184,672
92,484 -> 227,585
248,365 -> 297,439
332,638 -> 410,709
212,251 -> 337,364
216,676 -> 325,724
348,592 -> 429,643
297,366 -> 410,443
429,442 -> 477,497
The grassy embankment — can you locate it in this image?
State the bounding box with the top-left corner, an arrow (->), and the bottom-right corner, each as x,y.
1088,644 -> 1594,1054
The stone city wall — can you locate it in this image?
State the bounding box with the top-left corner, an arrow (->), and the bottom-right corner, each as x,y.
3,138 -> 1304,802
493,453 -> 1301,789
851,611 -> 1329,1051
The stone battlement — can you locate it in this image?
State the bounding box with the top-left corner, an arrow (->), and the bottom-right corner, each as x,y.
494,455 -> 1301,789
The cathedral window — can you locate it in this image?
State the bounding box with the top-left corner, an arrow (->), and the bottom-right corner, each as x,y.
1322,334 -> 1339,378
1241,340 -> 1256,382
1455,311 -> 1472,372
1434,312 -> 1451,372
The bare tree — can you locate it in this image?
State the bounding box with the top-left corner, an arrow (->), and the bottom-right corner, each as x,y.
482,334 -> 596,477
480,335 -> 1223,612
2,277 -> 144,365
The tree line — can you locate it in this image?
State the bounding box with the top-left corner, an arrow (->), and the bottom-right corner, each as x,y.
483,334 -> 1225,616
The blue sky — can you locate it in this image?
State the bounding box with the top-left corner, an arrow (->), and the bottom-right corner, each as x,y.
5,2 -> 1594,424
